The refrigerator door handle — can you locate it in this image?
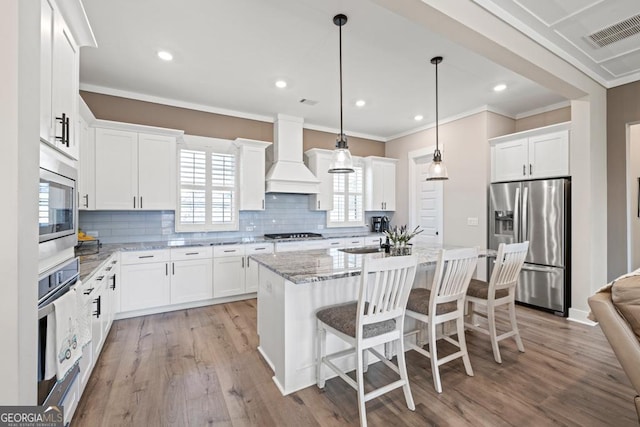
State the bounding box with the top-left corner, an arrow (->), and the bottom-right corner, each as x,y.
521,264 -> 560,273
522,186 -> 529,241
514,187 -> 521,242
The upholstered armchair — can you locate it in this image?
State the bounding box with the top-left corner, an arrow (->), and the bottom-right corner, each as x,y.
588,276 -> 640,421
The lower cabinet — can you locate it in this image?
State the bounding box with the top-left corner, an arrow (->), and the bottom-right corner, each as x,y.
120,250 -> 171,312
213,244 -> 274,297
170,247 -> 213,304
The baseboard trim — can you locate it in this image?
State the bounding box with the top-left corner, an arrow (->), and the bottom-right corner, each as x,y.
568,307 -> 597,326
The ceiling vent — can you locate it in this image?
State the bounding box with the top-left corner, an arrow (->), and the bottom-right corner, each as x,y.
587,14 -> 640,48
299,98 -> 318,106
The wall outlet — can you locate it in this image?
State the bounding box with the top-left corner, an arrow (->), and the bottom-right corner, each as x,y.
467,217 -> 479,226
86,230 -> 99,237
317,224 -> 324,230
245,226 -> 254,232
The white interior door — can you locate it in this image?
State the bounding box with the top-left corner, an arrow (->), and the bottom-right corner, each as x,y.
415,156 -> 443,245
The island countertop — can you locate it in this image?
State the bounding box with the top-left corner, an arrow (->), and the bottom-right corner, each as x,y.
250,244 -> 492,284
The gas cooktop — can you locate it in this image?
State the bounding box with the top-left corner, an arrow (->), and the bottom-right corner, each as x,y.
263,232 -> 323,240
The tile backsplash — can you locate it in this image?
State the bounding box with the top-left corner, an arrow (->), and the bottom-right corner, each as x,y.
79,193 -> 393,244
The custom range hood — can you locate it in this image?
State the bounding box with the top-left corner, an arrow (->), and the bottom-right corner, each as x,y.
265,114 -> 320,194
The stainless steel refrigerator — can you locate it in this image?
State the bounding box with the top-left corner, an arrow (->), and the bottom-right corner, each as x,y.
489,178 -> 570,316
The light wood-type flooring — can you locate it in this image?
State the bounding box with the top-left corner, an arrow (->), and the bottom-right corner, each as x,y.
72,299 -> 638,426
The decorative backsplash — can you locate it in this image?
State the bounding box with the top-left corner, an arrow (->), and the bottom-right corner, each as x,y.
79,193 -> 393,244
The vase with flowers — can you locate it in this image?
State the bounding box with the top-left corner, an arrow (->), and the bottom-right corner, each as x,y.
384,225 -> 423,256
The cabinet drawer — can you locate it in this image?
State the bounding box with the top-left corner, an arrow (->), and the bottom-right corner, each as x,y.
121,249 -> 170,265
365,236 -> 384,246
342,237 -> 365,248
245,243 -> 274,255
213,244 -> 245,257
170,246 -> 212,261
325,239 -> 344,249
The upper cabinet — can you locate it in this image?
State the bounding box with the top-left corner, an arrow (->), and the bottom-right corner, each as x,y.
364,157 -> 397,211
305,149 -> 334,211
94,123 -> 182,210
78,99 -> 95,210
39,0 -> 96,160
490,122 -> 570,183
236,138 -> 270,211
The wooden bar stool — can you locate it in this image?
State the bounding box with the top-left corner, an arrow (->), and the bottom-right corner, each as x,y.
405,247 -> 478,393
316,255 -> 418,427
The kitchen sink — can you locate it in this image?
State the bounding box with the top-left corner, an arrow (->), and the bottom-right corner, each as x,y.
339,247 -> 382,254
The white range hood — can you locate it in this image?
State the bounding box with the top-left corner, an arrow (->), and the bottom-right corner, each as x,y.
265,114 -> 320,194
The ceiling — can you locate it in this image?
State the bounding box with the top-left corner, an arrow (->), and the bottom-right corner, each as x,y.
473,0 -> 640,88
78,0 -> 620,140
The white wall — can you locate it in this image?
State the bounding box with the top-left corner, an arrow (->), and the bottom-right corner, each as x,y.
0,0 -> 39,404
373,0 -> 608,323
630,124 -> 640,270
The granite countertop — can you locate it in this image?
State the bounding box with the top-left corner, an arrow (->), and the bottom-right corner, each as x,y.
76,232 -> 385,281
250,244 -> 493,285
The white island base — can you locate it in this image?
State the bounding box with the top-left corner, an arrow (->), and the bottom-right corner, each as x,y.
256,265 -> 390,395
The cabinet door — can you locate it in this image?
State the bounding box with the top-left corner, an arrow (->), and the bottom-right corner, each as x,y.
381,162 -> 396,211
90,281 -> 105,358
213,256 -> 245,298
307,154 -> 334,211
78,115 -> 95,210
40,0 -> 54,144
95,129 -> 138,210
492,138 -> 528,182
120,262 -> 171,312
52,13 -> 78,158
138,133 -> 176,210
245,244 -> 273,293
239,144 -> 266,210
528,130 -> 569,179
170,259 -> 213,304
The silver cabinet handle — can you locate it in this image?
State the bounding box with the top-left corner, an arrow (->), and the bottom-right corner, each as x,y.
262,199 -> 265,209
165,263 -> 168,276
172,262 -> 175,275
185,252 -> 199,256
318,200 -> 320,209
140,196 -> 143,209
529,164 -> 532,175
523,164 -> 526,176
224,249 -> 237,253
242,257 -> 245,268
246,257 -> 250,267
133,196 -> 136,209
138,255 -> 154,259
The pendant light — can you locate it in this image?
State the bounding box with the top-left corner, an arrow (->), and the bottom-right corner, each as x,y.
328,14 -> 354,174
426,56 -> 449,181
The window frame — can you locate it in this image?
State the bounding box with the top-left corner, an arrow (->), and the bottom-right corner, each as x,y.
175,137 -> 239,232
327,158 -> 365,228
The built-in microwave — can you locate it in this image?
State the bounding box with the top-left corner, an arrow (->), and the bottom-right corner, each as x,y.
39,149 -> 77,261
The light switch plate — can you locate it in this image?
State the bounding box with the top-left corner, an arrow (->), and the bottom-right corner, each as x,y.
467,217 -> 479,226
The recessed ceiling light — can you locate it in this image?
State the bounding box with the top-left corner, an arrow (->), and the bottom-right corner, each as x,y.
355,100 -> 366,107
414,115 -> 424,121
157,50 -> 173,61
275,80 -> 287,89
493,83 -> 507,92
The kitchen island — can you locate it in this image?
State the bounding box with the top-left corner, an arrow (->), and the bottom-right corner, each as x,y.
250,244 -> 490,395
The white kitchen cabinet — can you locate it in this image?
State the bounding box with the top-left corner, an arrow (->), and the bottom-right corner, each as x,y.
213,244 -> 273,297
103,255 -> 120,324
39,0 -> 94,160
170,247 -> 213,304
236,139 -> 270,211
341,237 -> 365,248
490,123 -> 570,182
120,250 -> 171,312
89,277 -> 107,362
364,157 -> 397,211
78,105 -> 95,210
245,243 -> 274,293
94,128 -> 177,210
213,245 -> 245,298
305,149 -> 334,211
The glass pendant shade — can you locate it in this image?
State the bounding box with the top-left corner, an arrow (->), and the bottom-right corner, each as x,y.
328,137 -> 354,173
427,150 -> 448,180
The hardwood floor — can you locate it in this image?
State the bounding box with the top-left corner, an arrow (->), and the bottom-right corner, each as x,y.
72,300 -> 638,426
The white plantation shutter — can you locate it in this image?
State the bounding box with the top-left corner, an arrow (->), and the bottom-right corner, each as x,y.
328,163 -> 364,227
176,141 -> 238,231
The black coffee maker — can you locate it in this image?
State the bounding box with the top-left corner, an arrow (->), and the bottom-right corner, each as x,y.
371,216 -> 390,233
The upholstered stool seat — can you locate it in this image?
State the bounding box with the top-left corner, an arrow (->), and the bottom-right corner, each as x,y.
466,279 -> 509,300
407,288 -> 457,315
316,302 -> 396,339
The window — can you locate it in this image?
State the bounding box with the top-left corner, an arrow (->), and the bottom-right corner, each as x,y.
327,163 -> 364,227
176,139 -> 238,232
